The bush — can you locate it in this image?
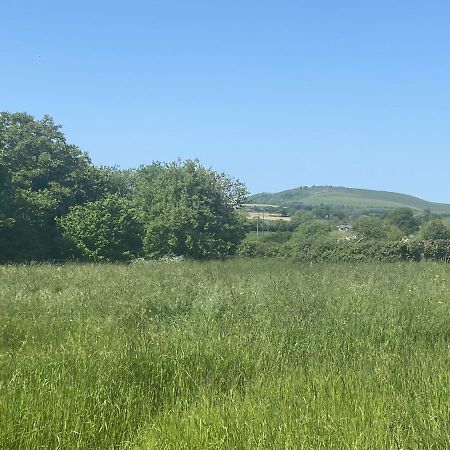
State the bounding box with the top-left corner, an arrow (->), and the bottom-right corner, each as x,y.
286,238 -> 450,263
385,207 -> 420,234
421,219 -> 450,240
290,221 -> 332,243
237,239 -> 284,258
259,231 -> 293,244
354,216 -> 387,239
58,195 -> 143,261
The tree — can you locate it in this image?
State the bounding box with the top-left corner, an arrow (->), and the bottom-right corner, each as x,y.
58,195 -> 143,261
290,210 -> 314,229
354,215 -> 387,240
0,112 -> 121,261
421,219 -> 450,240
385,207 -> 419,235
0,150 -> 11,226
420,208 -> 439,224
135,160 -> 247,259
290,221 -> 331,243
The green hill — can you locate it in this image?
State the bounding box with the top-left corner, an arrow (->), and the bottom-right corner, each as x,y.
248,186 -> 450,215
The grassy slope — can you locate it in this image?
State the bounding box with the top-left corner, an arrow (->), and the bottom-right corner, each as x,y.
249,186 -> 450,214
1,260 -> 450,449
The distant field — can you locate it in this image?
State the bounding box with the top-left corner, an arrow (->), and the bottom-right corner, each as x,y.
243,203 -> 280,208
249,186 -> 450,214
1,260 -> 450,449
245,211 -> 291,221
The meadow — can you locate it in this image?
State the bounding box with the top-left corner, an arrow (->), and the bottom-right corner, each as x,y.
1,259 -> 449,449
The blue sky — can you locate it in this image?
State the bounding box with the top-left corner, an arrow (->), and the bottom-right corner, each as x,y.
2,1 -> 450,201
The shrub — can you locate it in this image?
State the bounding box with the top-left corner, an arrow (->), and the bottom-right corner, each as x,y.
354,216 -> 387,239
286,238 -> 450,263
385,207 -> 420,234
237,239 -> 283,258
290,221 -> 332,243
421,219 -> 450,240
58,195 -> 143,261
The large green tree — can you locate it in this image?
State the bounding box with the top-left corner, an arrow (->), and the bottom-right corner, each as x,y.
0,112 -> 122,261
354,215 -> 387,240
136,160 -> 247,259
385,207 -> 420,235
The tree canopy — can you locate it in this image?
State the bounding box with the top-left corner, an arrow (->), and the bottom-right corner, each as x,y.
0,113 -> 248,262
291,221 -> 331,243
1,113 -> 96,259
58,195 -> 143,261
354,216 -> 387,240
421,219 -> 450,240
136,160 -> 247,259
385,207 -> 420,235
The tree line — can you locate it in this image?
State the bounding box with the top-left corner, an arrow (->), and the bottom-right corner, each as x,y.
240,205 -> 450,262
0,112 -> 247,262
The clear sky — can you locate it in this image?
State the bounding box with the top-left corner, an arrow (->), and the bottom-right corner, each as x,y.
2,1 -> 450,201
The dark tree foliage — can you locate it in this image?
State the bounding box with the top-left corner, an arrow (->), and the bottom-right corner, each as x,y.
0,112 -> 124,261
385,207 -> 420,235
0,150 -> 11,225
0,113 -> 250,262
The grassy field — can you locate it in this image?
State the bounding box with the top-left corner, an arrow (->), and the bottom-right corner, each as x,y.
1,260 -> 450,449
245,211 -> 291,221
249,186 -> 450,214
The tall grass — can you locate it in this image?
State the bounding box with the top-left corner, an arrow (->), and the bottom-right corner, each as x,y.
0,260 -> 449,449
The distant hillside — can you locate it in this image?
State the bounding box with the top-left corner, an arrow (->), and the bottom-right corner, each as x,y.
248,186 -> 450,215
